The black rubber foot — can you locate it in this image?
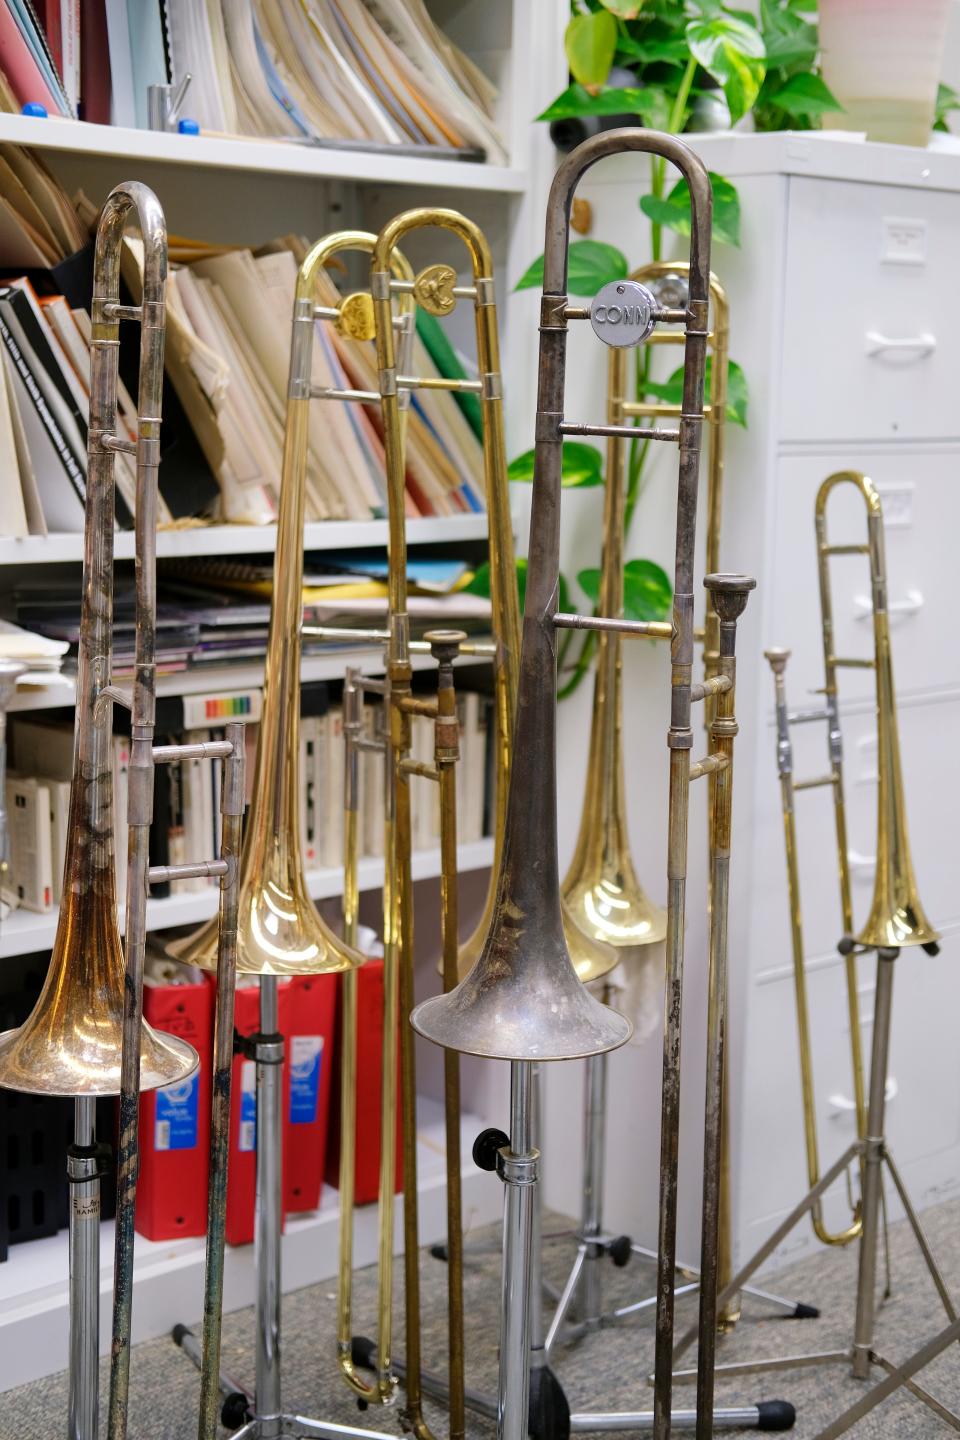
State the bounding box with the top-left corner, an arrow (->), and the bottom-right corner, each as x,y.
473,1127 -> 510,1172
757,1399 -> 796,1430
924,941 -> 941,956
351,1335 -> 376,1370
171,1323 -> 189,1347
528,1365 -> 570,1440
608,1234 -> 632,1267
430,1243 -> 449,1262
221,1392 -> 252,1430
793,1301 -> 820,1319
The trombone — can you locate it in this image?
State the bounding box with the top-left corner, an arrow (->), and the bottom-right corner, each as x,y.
412,129 -> 757,1440
545,265 -> 728,1354
282,211 -> 511,1440
0,183 -> 244,1440
170,232 -> 373,1439
670,472 -> 956,1440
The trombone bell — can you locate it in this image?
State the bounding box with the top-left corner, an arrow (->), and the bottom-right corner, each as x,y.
412,909 -> 631,1062
0,931 -> 198,1097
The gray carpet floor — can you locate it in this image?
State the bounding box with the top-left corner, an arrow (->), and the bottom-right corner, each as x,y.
4,1197 -> 960,1438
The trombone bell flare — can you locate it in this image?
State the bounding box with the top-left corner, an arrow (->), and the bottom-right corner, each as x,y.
412,912 -> 632,1062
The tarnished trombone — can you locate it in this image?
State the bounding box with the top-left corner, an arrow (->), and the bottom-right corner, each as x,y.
670,472 -> 956,1440
0,183 -> 243,1440
412,129 -> 758,1440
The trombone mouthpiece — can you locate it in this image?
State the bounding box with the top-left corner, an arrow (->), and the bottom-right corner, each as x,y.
764,646 -> 791,673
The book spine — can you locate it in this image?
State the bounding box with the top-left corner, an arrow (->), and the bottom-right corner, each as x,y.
0,310 -> 86,508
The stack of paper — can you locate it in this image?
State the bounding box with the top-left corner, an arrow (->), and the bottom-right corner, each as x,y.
164,0 -> 506,159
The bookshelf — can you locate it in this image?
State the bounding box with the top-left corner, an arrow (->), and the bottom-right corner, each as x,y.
0,112 -> 529,194
0,837 -> 495,961
0,0 -> 567,1394
0,512 -> 490,566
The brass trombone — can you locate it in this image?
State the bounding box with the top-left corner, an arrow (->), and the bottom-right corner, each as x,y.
0,184 -> 244,1440
261,211 -> 508,1440
671,472 -> 956,1440
412,129 -> 757,1440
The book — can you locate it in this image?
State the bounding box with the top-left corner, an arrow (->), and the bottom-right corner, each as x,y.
0,285 -> 86,529
5,773 -> 53,912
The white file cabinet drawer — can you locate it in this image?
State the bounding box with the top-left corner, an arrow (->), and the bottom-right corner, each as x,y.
780,178 -> 960,442
766,449 -> 959,706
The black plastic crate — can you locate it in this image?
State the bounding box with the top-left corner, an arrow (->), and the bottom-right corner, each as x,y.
0,954 -> 117,1263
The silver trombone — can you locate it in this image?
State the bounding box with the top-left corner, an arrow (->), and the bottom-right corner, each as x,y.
0,183 -> 244,1440
412,128 -> 764,1440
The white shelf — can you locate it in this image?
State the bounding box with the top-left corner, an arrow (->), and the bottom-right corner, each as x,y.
0,113 -> 526,194
0,513 -> 489,566
0,837 -> 493,959
9,632 -> 494,714
0,1098 -> 502,1394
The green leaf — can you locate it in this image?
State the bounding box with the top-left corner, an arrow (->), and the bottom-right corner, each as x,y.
538,82 -> 671,129
640,171 -> 741,247
577,558 -> 673,622
686,15 -> 765,124
934,81 -> 960,132
415,310 -> 482,441
765,71 -> 844,118
507,441 -> 604,487
565,10 -> 618,88
598,0 -> 644,15
643,357 -> 749,427
758,0 -> 817,68
515,238 -> 628,296
616,31 -> 691,67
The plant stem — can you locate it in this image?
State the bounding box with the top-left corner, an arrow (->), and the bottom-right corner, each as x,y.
670,57 -> 698,134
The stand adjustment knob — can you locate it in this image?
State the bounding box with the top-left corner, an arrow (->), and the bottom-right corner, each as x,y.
473,1127 -> 510,1172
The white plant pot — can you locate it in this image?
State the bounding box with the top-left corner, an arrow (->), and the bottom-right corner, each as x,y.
818,0 -> 951,147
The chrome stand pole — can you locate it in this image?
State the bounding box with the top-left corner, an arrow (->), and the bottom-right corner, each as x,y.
498,1060 -> 537,1440
850,948 -> 895,1382
254,977 -> 285,1438
68,1095 -> 101,1440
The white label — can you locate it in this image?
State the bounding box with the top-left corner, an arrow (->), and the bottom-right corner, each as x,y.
239,1060 -> 257,1152
875,482 -> 914,528
881,217 -> 927,266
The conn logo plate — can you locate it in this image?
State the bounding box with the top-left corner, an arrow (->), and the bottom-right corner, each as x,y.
590,280 -> 656,348
414,263 -> 458,316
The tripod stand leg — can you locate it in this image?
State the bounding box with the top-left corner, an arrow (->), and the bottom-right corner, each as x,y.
815,1315 -> 960,1440
883,1148 -> 957,1324
544,1246 -> 588,1355
671,1140 -> 860,1364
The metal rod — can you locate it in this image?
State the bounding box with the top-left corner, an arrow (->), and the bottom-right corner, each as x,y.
255,977 -> 284,1430
553,612 -> 673,640
68,1097 -> 100,1440
198,722 -> 245,1440
559,421 -> 680,442
498,1062 -> 536,1440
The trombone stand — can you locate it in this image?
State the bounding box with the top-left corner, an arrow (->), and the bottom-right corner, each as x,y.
544,1038 -> 816,1360
670,946 -> 960,1437
177,975 -> 399,1440
378,1063 -> 793,1436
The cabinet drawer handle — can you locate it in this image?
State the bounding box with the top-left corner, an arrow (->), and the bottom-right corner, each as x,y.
829,1077 -> 897,1115
854,588 -> 924,620
865,329 -> 937,358
848,849 -> 876,874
